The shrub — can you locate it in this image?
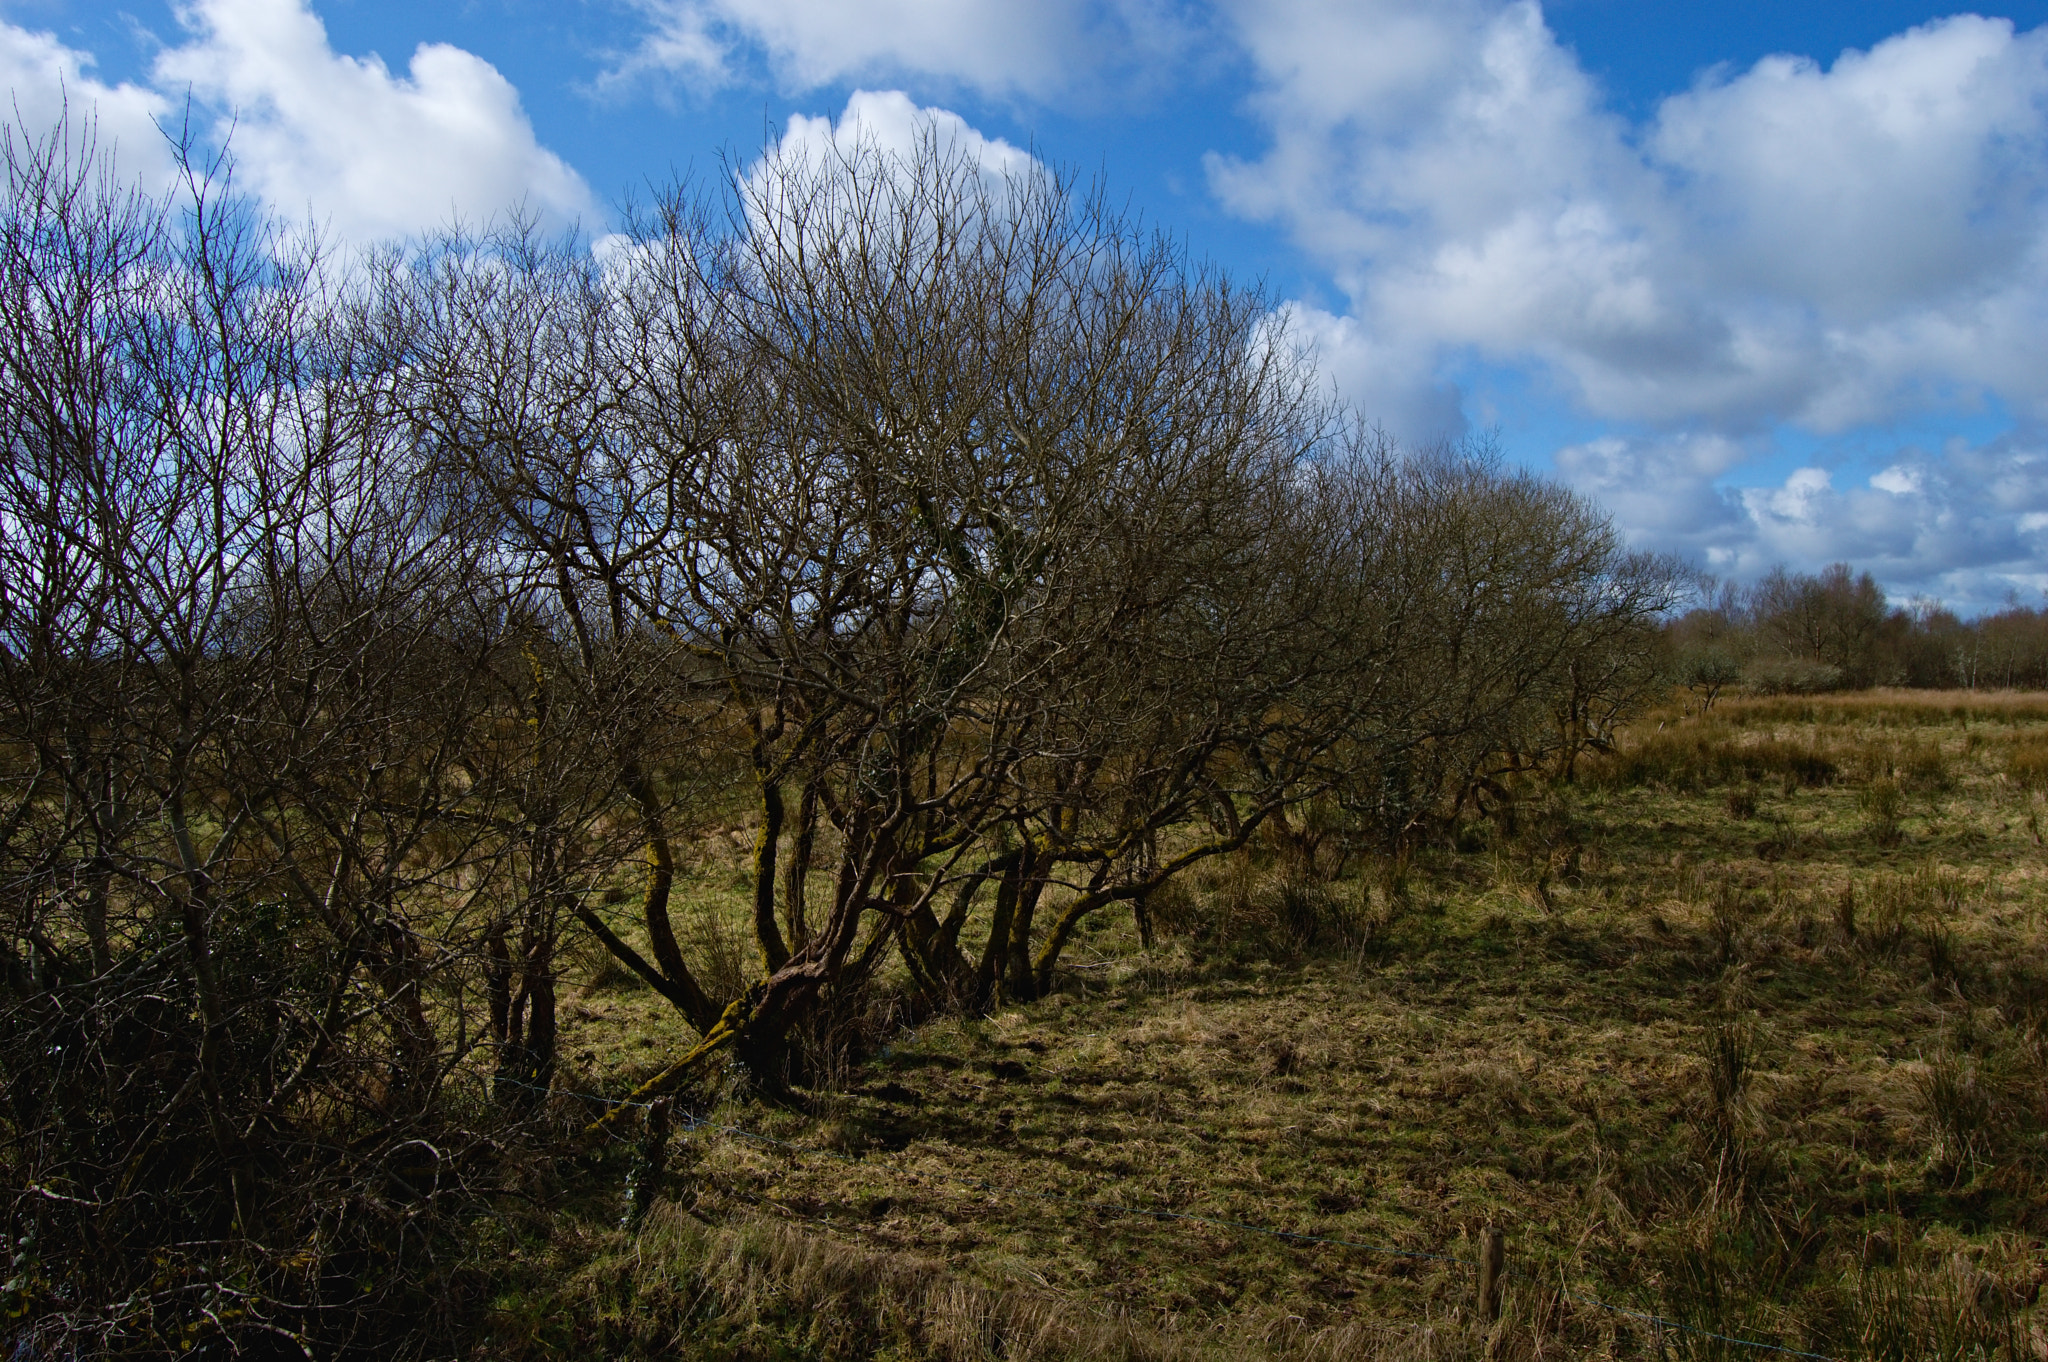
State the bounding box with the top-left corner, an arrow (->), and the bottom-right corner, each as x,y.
1744,658 -> 1847,696
1920,1051 -> 1991,1173
1861,778 -> 1905,848
2006,736 -> 2048,791
1142,877 -> 1200,939
1858,867 -> 1968,961
1704,1020 -> 1754,1115
1586,728 -> 1836,792
1898,739 -> 1953,792
1725,783 -> 1759,819
1850,738 -> 1952,792
1704,880 -> 1759,964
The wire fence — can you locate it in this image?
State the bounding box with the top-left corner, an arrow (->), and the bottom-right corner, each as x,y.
505,1072 -> 1848,1361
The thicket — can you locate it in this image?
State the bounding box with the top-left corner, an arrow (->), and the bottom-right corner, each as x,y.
0,123 -> 1676,1356
1667,562 -> 2048,700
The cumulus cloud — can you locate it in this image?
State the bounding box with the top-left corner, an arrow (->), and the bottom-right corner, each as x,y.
0,0 -> 593,241
1556,430 -> 2048,611
608,0 -> 1199,100
756,88 -> 1034,181
1553,431 -> 1752,556
736,91 -> 1042,267
0,21 -> 173,185
1212,2 -> 2048,435
1275,302 -> 1467,443
155,0 -> 593,240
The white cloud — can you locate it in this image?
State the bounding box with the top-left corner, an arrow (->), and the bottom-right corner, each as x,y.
0,21 -> 173,185
1744,467 -> 1836,531
1557,429 -> 2048,611
1275,301 -> 1466,443
1652,20 -> 2048,322
1552,430 -> 1750,563
0,0 -> 592,241
757,88 -> 1034,181
153,0 -> 593,240
1213,3 -> 2048,435
609,0 -> 1199,100
736,91 -> 1042,268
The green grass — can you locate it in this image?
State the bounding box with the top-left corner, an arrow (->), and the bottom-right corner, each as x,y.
503,692 -> 2048,1360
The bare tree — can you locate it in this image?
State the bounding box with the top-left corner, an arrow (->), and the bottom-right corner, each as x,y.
556,131 -> 1346,1117
0,113 -> 1693,1353
1749,562 -> 1890,688
0,122 -> 515,1355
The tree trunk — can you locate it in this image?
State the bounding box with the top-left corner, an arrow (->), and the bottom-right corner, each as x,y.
752,778 -> 790,972
782,781 -> 819,950
974,850 -> 1023,1009
617,762 -> 720,1033
1005,856 -> 1046,1002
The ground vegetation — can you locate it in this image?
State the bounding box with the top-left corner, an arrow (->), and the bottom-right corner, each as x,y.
504,689 -> 2048,1362
0,115 -> 1732,1359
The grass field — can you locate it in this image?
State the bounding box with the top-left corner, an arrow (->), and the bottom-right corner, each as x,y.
487,691 -> 2048,1360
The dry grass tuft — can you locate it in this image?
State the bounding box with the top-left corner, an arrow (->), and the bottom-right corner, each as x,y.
503,1209 -> 1497,1361
2008,736 -> 2048,792
513,691 -> 2048,1360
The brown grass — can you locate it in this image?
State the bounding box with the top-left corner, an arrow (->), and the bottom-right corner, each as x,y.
490,1208 -> 1506,1360
503,691 -> 2048,1360
1714,688 -> 2048,727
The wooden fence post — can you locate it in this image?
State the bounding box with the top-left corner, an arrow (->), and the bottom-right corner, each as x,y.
1478,1225 -> 1505,1324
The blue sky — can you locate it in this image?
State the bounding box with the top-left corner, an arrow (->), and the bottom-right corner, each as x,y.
16,0 -> 2048,612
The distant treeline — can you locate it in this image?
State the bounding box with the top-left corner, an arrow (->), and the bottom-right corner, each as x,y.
1665,562 -> 2048,699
